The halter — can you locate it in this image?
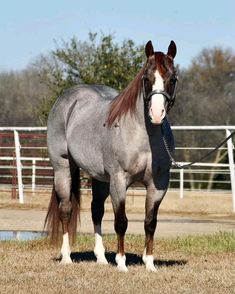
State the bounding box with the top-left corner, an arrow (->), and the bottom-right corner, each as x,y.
142,75 -> 178,112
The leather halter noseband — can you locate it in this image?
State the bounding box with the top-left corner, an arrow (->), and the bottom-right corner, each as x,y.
142,76 -> 178,112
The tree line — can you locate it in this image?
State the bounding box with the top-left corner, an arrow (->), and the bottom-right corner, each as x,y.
0,32 -> 234,189
1,32 -> 234,127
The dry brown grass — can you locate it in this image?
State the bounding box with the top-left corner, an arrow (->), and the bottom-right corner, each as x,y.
0,233 -> 234,294
1,188 -> 234,293
1,188 -> 234,218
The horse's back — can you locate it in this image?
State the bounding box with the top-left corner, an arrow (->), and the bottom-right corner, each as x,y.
49,84 -> 117,117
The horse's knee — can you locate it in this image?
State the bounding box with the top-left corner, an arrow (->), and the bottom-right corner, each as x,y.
91,200 -> 105,225
144,217 -> 157,236
144,199 -> 160,238
91,179 -> 109,225
114,202 -> 128,236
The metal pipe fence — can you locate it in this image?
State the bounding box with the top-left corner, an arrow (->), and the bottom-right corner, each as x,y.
0,126 -> 234,211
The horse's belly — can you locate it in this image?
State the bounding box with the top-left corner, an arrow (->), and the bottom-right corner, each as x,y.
78,159 -> 109,182
68,139 -> 108,181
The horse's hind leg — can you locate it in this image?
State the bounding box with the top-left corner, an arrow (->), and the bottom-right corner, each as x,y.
54,161 -> 80,264
91,179 -> 109,264
52,165 -> 72,264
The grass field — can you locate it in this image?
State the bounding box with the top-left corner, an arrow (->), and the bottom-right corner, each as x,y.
0,188 -> 234,293
0,232 -> 234,294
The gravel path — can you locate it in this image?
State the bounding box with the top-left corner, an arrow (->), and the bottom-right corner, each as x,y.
0,209 -> 234,237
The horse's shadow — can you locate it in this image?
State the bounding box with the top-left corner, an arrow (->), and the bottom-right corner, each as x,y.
66,251 -> 187,268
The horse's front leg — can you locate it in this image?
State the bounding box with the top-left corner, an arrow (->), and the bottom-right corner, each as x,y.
110,173 -> 128,272
143,175 -> 168,271
91,178 -> 110,264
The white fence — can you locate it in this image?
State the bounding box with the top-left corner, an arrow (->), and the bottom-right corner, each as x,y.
0,126 -> 234,211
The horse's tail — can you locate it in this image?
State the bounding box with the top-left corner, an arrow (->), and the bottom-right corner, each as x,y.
44,168 -> 81,246
44,184 -> 60,245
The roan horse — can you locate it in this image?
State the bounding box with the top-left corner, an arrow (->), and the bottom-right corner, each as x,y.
45,40 -> 177,272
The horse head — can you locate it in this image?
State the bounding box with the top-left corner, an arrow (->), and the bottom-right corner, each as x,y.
143,40 -> 177,124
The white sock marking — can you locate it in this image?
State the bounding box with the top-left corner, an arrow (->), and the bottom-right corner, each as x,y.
60,232 -> 72,264
94,225 -> 108,264
142,248 -> 157,272
115,253 -> 128,272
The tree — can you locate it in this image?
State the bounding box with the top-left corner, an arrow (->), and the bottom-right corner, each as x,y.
35,32 -> 144,124
0,68 -> 49,126
169,47 -> 235,189
170,47 -> 235,126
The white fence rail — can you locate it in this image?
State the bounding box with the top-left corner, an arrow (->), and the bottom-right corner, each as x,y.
0,126 -> 234,211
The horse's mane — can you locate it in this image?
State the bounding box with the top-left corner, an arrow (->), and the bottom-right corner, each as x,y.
106,63 -> 146,127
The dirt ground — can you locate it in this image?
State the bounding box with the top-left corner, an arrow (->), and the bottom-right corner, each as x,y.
0,189 -> 234,236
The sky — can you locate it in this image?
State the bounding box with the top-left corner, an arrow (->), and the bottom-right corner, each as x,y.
0,0 -> 234,71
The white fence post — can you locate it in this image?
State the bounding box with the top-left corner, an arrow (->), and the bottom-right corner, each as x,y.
32,159 -> 36,191
180,168 -> 184,199
226,129 -> 235,212
14,130 -> 24,204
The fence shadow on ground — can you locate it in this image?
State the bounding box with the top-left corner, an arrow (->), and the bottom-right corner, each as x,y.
63,251 -> 188,268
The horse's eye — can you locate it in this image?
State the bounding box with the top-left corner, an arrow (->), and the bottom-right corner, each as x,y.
170,77 -> 176,84
143,74 -> 150,82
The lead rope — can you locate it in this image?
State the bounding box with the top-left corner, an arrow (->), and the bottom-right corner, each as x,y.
162,128 -> 235,169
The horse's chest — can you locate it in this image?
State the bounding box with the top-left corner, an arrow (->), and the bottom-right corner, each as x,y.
122,152 -> 150,177
123,147 -> 170,182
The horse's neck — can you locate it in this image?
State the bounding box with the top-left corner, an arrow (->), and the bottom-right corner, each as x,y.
119,93 -> 150,142
129,92 -> 146,126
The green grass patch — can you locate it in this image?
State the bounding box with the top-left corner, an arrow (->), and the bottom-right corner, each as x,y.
0,232 -> 234,255
161,231 -> 235,254
0,238 -> 50,250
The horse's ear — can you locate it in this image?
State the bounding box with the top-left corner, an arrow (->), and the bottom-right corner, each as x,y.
145,40 -> 154,58
167,40 -> 177,59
